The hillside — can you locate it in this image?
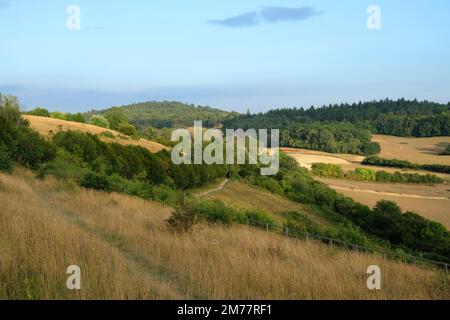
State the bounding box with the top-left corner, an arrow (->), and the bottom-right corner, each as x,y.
24,115 -> 168,153
1,169 -> 449,299
86,101 -> 238,129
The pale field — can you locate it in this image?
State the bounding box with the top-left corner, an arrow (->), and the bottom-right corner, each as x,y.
317,178 -> 450,230
373,134 -> 450,165
24,115 -> 168,153
1,169 -> 448,299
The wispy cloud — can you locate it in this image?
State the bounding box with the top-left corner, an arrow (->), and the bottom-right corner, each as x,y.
260,6 -> 324,23
208,6 -> 323,28
208,11 -> 260,28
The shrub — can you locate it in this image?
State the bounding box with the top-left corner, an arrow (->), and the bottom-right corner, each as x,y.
28,108 -> 50,117
15,129 -> 56,169
67,113 -> 86,123
194,200 -> 245,225
80,173 -> 112,192
441,145 -> 450,155
117,123 -> 137,137
50,112 -> 68,120
88,115 -> 110,129
361,141 -> 381,156
311,163 -> 344,178
98,131 -> 115,139
167,199 -> 199,233
245,210 -> 277,230
352,168 -> 376,181
0,144 -> 14,173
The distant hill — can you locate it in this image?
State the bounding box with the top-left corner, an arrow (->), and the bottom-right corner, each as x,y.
86,101 -> 238,129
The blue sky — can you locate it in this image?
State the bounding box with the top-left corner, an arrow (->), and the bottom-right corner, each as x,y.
0,0 -> 449,113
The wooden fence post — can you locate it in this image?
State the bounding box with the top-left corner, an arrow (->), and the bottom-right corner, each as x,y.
285,227 -> 289,237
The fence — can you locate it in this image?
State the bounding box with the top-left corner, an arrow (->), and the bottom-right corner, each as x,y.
245,218 -> 449,278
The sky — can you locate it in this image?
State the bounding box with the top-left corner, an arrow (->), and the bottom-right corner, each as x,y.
0,0 -> 449,113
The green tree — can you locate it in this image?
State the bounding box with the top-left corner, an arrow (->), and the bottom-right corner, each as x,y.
29,107 -> 50,117
117,123 -> 137,136
105,108 -> 128,130
88,115 -> 110,129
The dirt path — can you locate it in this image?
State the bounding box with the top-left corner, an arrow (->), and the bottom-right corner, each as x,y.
34,189 -> 187,299
195,179 -> 229,197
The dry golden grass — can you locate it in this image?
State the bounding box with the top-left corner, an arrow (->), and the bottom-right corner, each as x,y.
24,115 -> 168,153
373,134 -> 450,165
0,170 -> 449,300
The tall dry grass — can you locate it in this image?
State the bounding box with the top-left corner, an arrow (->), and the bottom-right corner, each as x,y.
0,169 -> 449,300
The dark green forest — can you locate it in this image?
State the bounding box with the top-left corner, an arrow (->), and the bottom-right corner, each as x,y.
224,98 -> 450,137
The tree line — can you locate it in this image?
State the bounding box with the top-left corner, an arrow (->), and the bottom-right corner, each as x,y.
311,163 -> 443,184
363,156 -> 450,175
225,98 -> 450,138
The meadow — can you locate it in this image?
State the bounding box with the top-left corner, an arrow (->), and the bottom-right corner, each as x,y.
1,169 -> 449,300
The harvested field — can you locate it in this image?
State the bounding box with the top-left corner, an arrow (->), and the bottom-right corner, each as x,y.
373,135 -> 450,165
317,178 -> 450,230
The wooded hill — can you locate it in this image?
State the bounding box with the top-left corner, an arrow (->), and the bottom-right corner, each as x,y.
86,101 -> 238,129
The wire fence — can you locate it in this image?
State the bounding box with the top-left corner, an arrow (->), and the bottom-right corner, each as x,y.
245,218 -> 449,278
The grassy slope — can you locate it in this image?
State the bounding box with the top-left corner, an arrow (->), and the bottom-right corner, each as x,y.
24,115 -> 168,153
1,170 -> 449,299
197,180 -> 329,227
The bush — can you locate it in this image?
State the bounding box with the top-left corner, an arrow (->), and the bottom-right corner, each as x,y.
167,199 -> 199,233
193,200 -> 245,225
80,173 -> 112,191
311,163 -> 344,178
0,144 -> 14,173
67,113 -> 86,123
441,145 -> 450,155
15,129 -> 56,169
99,131 -> 115,139
246,210 -> 277,230
50,112 -> 68,120
352,168 -> 376,181
28,108 -> 50,117
361,141 -> 381,156
88,115 -> 110,129
117,123 -> 138,137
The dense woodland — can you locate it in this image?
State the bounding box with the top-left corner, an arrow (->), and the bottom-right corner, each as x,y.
224,99 -> 450,137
